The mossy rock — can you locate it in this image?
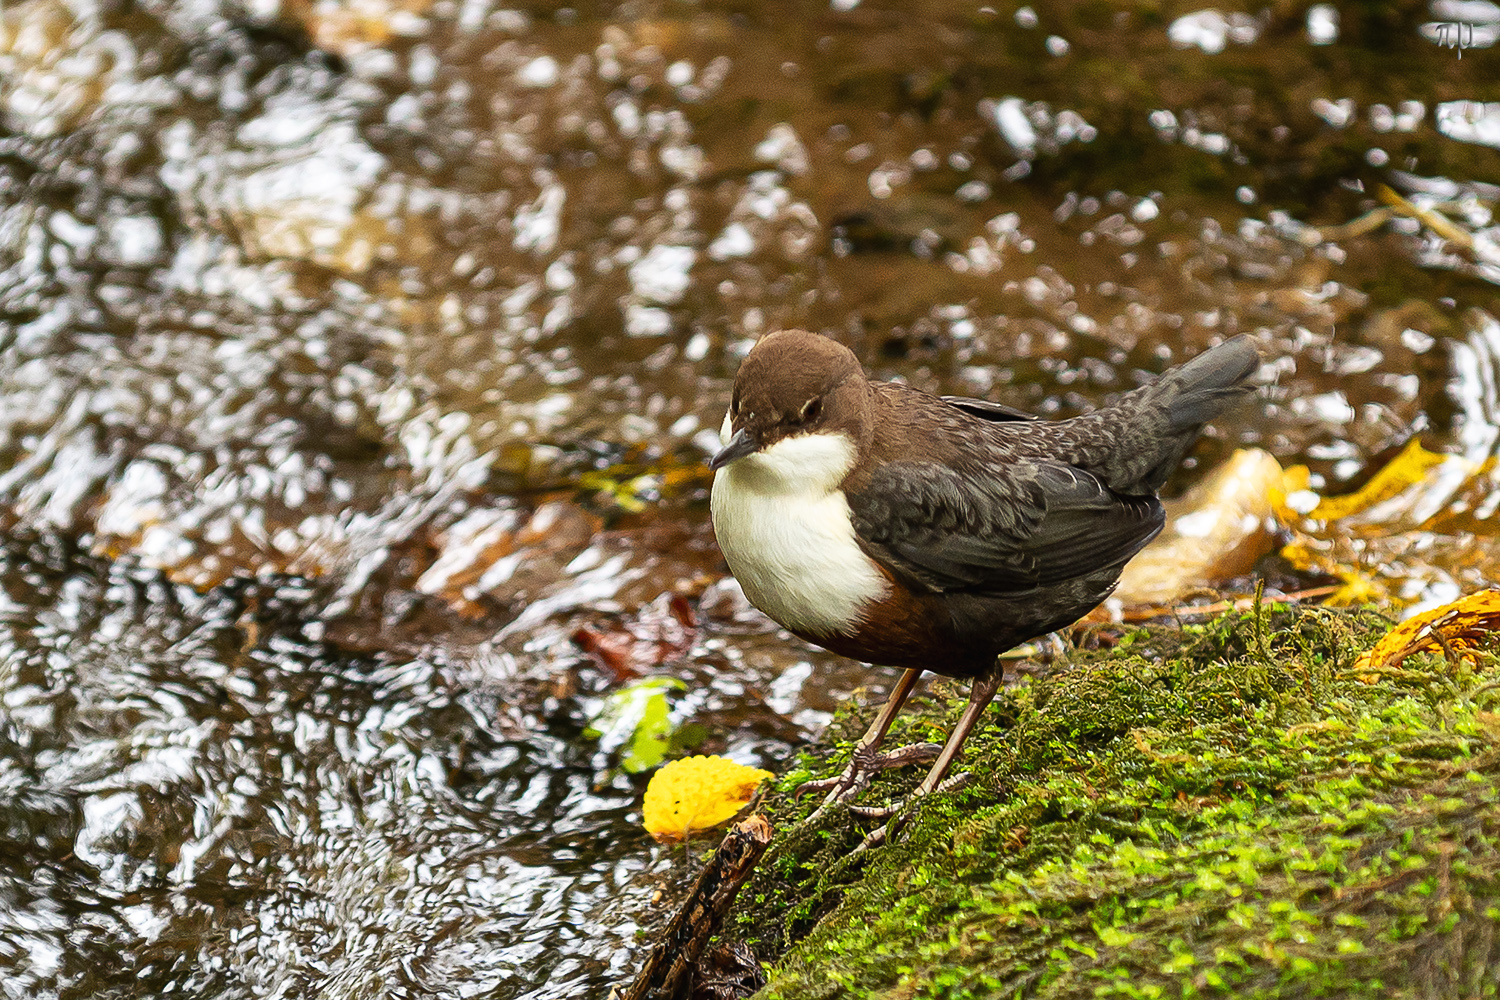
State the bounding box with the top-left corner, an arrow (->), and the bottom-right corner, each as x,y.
733,604 -> 1500,998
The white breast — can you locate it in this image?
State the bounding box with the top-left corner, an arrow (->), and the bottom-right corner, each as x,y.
709,412 -> 889,637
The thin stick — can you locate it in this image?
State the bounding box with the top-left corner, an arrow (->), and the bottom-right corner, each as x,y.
1117,585 -> 1339,623
617,814 -> 774,1000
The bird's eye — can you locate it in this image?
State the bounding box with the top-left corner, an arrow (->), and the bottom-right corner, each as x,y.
798,397 -> 822,424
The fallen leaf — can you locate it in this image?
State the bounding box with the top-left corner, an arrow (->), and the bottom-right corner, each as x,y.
1115,448 -> 1281,606
642,755 -> 774,844
579,452 -> 714,513
572,592 -> 700,681
1354,588 -> 1500,677
1269,463 -> 1314,524
572,626 -> 645,682
1304,437 -> 1447,522
586,677 -> 687,773
1273,440 -> 1459,607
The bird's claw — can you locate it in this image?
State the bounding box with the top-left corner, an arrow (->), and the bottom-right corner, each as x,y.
794,741 -> 941,804
854,824 -> 889,854
849,771 -> 974,855
792,766 -> 869,804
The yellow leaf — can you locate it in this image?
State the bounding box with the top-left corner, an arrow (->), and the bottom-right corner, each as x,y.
1269,463 -> 1313,524
1354,588 -> 1500,677
1307,438 -> 1446,522
642,755 -> 774,844
1114,449 -> 1281,607
1278,539 -> 1317,573
1325,572 -> 1383,607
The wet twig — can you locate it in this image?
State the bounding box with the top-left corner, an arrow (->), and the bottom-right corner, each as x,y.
617,815 -> 774,1000
1115,584 -> 1339,623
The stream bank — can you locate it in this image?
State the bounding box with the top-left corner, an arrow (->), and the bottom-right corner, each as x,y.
731,605 -> 1500,998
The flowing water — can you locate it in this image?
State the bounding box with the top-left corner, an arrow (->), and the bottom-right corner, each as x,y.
1,0 -> 1498,996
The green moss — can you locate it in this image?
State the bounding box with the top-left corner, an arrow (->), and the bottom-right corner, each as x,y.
733,605 -> 1500,999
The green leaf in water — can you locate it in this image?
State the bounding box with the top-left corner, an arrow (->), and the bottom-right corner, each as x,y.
585,677 -> 687,773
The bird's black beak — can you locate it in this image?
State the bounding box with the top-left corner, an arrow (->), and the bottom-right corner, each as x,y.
708,428 -> 758,471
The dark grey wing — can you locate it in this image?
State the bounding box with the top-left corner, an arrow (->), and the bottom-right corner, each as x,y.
939,396 -> 1036,422
848,460 -> 1163,594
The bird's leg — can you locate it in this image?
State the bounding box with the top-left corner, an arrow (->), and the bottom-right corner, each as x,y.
796,668 -> 938,814
852,664 -> 1006,851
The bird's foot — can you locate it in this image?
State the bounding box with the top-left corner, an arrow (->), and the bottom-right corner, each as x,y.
851,772 -> 972,854
796,741 -> 942,823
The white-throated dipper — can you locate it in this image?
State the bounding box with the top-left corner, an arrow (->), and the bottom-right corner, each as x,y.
708,330 -> 1260,843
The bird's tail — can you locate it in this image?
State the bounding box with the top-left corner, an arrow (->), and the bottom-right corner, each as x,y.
1151,335 -> 1262,437
1108,336 -> 1261,492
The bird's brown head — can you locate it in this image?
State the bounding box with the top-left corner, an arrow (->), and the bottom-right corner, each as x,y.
710,330 -> 870,471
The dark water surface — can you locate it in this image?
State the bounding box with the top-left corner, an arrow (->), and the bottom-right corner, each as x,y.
1,0 -> 1498,996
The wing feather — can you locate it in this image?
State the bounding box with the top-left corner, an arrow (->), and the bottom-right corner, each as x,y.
848,460 -> 1163,595
939,396 -> 1036,422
